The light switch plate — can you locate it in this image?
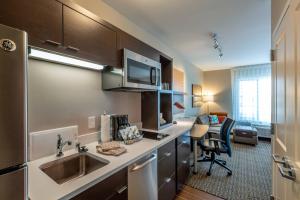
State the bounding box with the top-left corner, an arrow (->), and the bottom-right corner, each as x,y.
88,116 -> 96,129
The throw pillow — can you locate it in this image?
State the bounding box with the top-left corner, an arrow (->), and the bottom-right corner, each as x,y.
218,116 -> 226,123
209,115 -> 219,125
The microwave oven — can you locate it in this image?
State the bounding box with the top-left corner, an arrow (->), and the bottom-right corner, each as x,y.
102,49 -> 161,91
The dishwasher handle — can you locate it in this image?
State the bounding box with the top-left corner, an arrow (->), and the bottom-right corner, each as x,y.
130,153 -> 157,172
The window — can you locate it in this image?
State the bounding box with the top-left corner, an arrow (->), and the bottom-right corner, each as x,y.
232,64 -> 271,124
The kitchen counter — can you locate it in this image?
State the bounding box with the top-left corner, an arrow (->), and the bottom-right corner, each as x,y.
28,118 -> 195,200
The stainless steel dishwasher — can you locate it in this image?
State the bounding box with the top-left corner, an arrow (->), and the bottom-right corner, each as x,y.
128,150 -> 158,200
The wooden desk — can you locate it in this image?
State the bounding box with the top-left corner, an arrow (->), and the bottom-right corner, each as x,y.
190,124 -> 209,174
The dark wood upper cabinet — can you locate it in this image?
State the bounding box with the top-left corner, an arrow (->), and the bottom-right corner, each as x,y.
160,55 -> 173,90
0,0 -> 164,70
0,0 -> 173,74
0,0 -> 63,52
117,30 -> 160,67
142,91 -> 173,130
63,6 -> 117,66
141,92 -> 159,130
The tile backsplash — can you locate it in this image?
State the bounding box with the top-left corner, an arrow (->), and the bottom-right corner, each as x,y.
29,126 -> 78,161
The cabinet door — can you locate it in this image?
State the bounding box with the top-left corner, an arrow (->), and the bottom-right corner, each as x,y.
71,168 -> 127,200
177,142 -> 190,169
177,132 -> 190,146
63,6 -> 117,66
176,133 -> 191,192
157,140 -> 176,199
177,147 -> 190,192
0,0 -> 63,52
158,140 -> 175,161
158,149 -> 176,188
158,173 -> 176,200
177,138 -> 190,168
177,164 -> 190,191
117,30 -> 160,66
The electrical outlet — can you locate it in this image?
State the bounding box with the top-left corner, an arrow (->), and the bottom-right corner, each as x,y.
88,116 -> 96,129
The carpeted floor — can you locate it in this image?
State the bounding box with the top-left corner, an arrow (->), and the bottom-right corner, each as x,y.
187,141 -> 272,200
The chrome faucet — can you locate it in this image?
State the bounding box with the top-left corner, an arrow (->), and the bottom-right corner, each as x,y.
56,134 -> 72,157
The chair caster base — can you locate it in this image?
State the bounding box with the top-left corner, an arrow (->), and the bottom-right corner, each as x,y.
206,172 -> 211,176
227,171 -> 232,176
216,159 -> 226,165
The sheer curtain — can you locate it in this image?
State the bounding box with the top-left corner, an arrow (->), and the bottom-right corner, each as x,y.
231,64 -> 271,124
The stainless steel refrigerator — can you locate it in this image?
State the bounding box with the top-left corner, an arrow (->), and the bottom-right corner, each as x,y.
0,24 -> 27,199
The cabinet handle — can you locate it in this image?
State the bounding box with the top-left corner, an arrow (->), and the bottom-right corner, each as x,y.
44,40 -> 61,46
164,152 -> 172,157
165,177 -> 171,183
117,185 -> 128,194
66,45 -> 80,52
182,160 -> 187,164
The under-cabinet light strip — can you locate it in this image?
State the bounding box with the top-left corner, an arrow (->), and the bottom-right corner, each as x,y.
29,48 -> 105,70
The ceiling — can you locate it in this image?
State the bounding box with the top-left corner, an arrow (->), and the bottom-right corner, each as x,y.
103,0 -> 271,71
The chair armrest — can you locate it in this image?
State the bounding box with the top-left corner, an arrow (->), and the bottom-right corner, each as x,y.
207,131 -> 220,139
209,138 -> 225,144
209,138 -> 225,155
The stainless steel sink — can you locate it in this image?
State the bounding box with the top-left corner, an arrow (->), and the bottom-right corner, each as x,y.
39,153 -> 109,184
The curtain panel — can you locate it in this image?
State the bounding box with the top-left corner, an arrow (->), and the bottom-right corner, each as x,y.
231,63 -> 271,124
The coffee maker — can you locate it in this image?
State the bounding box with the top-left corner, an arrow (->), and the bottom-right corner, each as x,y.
110,115 -> 130,141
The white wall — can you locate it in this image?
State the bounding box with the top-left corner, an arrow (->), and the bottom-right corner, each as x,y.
73,0 -> 203,115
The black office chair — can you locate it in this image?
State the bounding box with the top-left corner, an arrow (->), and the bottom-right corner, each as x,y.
198,118 -> 235,176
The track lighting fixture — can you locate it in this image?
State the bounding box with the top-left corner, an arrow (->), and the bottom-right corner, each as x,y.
210,32 -> 223,58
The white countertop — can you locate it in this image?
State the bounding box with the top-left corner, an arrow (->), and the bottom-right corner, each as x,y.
28,118 -> 195,200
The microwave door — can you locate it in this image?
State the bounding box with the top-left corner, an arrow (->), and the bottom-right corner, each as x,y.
123,49 -> 160,90
126,58 -> 153,86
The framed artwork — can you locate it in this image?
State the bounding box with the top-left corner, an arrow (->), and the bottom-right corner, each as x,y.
192,84 -> 202,107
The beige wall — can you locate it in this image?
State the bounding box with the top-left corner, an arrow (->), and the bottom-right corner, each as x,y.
183,66 -> 204,116
28,59 -> 141,135
272,0 -> 289,33
203,69 -> 232,117
73,0 -> 203,115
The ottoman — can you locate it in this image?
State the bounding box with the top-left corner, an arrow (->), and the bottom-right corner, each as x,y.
233,125 -> 258,145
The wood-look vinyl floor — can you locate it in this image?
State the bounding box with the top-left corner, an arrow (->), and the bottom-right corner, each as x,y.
175,185 -> 224,200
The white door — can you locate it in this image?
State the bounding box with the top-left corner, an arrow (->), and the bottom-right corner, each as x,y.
272,0 -> 300,199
